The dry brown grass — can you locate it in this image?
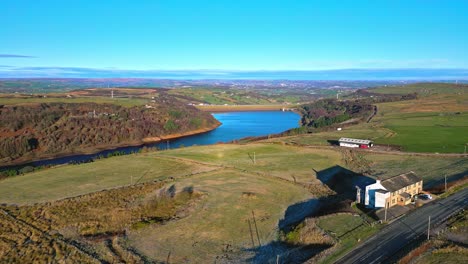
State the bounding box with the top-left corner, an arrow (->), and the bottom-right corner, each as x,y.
295,218 -> 334,245
1,179 -> 201,263
0,212 -> 99,263
398,240 -> 432,264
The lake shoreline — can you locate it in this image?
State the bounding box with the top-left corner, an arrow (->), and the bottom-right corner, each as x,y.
0,122 -> 221,169
0,111 -> 300,171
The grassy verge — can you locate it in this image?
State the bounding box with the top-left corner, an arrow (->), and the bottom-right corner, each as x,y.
317,214 -> 381,264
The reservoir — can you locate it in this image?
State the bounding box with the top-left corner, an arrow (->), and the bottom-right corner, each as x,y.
4,111 -> 300,169
167,111 -> 300,147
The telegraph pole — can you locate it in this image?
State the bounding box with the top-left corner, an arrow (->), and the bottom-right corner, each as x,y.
427,216 -> 431,240
384,202 -> 388,222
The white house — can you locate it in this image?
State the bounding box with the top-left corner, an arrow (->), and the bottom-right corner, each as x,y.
364,180 -> 390,208
363,171 -> 423,208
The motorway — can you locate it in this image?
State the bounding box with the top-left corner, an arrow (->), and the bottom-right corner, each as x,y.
335,188 -> 468,264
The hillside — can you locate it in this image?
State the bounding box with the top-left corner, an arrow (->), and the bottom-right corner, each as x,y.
298,99 -> 374,129
0,92 -> 220,165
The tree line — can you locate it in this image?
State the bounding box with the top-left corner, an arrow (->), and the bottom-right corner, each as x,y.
0,96 -> 219,164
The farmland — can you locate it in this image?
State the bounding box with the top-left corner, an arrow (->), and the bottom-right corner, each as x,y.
0,82 -> 467,263
265,86 -> 468,153
368,82 -> 468,96
1,141 -> 466,262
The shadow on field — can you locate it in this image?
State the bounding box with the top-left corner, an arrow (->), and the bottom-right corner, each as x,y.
316,165 -> 375,201
245,165 -> 376,263
246,241 -> 331,264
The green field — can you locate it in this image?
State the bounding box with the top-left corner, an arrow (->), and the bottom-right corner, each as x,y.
168,87 -> 274,105
2,143 -> 466,205
0,154 -> 218,204
156,143 -> 344,185
366,155 -> 468,187
368,82 -> 468,96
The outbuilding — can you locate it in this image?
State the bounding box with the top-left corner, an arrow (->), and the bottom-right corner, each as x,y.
338,137 -> 373,148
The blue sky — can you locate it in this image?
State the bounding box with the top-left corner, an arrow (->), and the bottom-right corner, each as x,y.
1,0 -> 468,78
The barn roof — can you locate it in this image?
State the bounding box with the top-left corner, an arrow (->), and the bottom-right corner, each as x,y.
381,171 -> 422,192
338,137 -> 373,145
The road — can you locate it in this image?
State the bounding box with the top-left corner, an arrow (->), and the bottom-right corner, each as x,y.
335,188 -> 468,264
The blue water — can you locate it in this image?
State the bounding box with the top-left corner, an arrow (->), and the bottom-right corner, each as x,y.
168,111 -> 300,147
4,111 -> 300,169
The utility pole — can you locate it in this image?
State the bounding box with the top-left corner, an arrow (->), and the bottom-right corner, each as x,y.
427,216 -> 431,240
384,202 -> 388,222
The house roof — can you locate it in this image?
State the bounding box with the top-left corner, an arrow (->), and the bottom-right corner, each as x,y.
338,137 -> 373,145
375,189 -> 389,194
381,171 -> 422,192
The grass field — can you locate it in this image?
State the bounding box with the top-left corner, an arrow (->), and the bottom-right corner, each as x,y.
1,143 -> 466,205
368,82 -> 468,96
0,153 -> 218,204
365,155 -> 468,187
128,169 -> 313,262
156,143 -> 344,185
168,87 -> 274,105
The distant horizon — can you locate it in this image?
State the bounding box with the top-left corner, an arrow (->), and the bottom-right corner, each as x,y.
0,67 -> 467,81
2,1 -> 468,73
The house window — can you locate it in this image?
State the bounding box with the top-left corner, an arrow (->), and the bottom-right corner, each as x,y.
392,199 -> 395,204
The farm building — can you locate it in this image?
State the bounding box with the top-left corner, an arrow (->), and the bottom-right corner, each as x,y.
338,137 -> 373,148
361,171 -> 423,209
